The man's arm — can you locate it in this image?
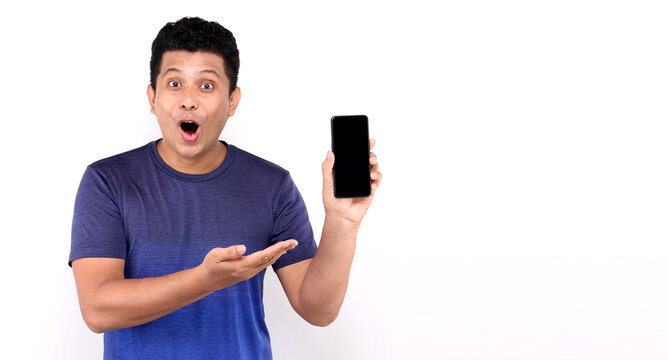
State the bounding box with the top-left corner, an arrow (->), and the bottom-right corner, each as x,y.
276,139 -> 381,326
72,240 -> 297,333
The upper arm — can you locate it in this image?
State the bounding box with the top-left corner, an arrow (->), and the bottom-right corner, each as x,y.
269,174 -> 318,269
275,258 -> 312,315
70,166 -> 127,265
71,257 -> 126,330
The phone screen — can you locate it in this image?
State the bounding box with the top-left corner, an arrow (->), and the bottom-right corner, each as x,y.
331,115 -> 371,198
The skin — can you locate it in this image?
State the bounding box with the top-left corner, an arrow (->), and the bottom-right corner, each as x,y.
147,50 -> 241,174
72,50 -> 382,332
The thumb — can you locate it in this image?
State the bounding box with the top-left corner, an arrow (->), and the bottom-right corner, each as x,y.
211,245 -> 246,262
322,151 -> 334,192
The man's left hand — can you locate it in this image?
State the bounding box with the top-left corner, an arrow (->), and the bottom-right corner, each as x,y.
321,138 -> 382,226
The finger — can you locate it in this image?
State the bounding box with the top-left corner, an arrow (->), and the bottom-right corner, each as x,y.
322,151 -> 334,194
211,245 -> 246,264
259,240 -> 298,256
371,171 -> 382,191
369,138 -> 376,150
369,152 -> 378,165
250,240 -> 298,268
256,254 -> 278,268
279,239 -> 298,250
369,152 -> 379,180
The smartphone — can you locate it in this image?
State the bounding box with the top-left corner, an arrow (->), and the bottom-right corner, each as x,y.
331,115 -> 371,198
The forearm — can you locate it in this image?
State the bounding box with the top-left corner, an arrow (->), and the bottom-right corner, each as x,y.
76,242 -> 295,333
299,216 -> 359,321
84,266 -> 212,333
284,141 -> 379,325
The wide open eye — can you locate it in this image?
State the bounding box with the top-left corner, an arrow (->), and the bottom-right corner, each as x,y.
201,83 -> 213,90
169,81 -> 181,88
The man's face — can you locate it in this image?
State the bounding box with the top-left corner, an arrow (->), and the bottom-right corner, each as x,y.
147,50 -> 240,163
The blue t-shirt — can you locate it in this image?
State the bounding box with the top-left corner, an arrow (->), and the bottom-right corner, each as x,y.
69,140 -> 318,360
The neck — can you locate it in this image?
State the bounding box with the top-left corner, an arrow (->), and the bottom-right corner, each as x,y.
156,140 -> 227,175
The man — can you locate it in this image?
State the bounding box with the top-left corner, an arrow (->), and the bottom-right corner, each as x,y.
69,17 -> 381,359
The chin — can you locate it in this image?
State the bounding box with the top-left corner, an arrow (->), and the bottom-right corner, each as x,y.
176,143 -> 204,158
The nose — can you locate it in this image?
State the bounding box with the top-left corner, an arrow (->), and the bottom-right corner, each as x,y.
180,89 -> 198,111
180,102 -> 197,111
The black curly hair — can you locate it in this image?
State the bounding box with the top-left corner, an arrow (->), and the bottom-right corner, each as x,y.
150,17 -> 240,94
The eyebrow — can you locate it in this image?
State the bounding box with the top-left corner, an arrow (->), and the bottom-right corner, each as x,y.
164,68 -> 221,78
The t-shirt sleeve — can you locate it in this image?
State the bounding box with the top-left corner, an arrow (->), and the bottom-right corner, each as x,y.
69,165 -> 127,267
270,173 -> 318,271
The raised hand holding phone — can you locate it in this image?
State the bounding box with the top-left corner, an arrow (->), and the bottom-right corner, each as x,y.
323,115 -> 381,226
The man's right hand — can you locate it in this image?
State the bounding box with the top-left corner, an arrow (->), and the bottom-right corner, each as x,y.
198,239 -> 298,292
72,239 -> 298,333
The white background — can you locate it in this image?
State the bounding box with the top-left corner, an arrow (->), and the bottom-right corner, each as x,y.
1,0 -> 667,359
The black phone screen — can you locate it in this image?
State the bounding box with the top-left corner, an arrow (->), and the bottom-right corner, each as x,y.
331,115 -> 371,198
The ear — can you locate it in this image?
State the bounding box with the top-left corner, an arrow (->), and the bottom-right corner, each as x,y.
228,87 -> 241,117
147,84 -> 156,115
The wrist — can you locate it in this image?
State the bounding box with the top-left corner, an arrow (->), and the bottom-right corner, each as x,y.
193,264 -> 217,294
324,215 -> 362,232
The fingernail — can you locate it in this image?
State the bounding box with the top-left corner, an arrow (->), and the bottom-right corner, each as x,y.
237,245 -> 245,254
327,151 -> 334,162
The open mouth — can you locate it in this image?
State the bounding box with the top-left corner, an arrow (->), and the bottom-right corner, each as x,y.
180,120 -> 199,135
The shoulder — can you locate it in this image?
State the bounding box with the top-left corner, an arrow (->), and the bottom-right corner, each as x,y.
228,145 -> 301,203
80,143 -> 153,194
88,143 -> 151,173
230,145 -> 291,180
